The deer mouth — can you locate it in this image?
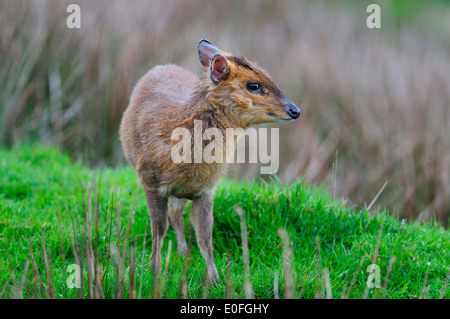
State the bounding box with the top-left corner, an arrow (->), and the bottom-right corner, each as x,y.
268,113 -> 296,122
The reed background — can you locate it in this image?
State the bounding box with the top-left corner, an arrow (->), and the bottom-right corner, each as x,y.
1,0 -> 449,226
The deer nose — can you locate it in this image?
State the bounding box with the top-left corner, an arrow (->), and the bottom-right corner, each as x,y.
286,103 -> 300,119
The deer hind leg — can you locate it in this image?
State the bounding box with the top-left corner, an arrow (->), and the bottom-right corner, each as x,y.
190,194 -> 219,284
142,184 -> 169,275
168,197 -> 189,256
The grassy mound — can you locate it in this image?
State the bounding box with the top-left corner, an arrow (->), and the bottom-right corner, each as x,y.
0,144 -> 448,299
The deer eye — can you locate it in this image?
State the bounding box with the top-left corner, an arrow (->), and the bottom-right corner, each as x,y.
247,82 -> 260,92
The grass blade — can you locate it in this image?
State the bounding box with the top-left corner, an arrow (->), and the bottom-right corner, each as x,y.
323,267 -> 332,299
278,228 -> 294,299
138,222 -> 148,299
235,206 -> 253,299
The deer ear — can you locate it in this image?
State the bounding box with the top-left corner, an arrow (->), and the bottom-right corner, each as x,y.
198,39 -> 221,67
198,39 -> 229,84
210,53 -> 229,85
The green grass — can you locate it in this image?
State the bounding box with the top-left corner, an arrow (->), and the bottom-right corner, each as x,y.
0,144 -> 448,299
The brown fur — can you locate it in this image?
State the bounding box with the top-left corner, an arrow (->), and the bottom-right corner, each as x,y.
119,39 -> 299,283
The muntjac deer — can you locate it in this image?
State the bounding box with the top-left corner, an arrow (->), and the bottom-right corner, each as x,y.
119,39 -> 300,284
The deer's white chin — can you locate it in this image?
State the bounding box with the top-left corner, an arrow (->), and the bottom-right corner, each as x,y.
271,115 -> 294,123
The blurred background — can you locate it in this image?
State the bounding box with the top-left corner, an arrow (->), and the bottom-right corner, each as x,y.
0,0 -> 449,226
